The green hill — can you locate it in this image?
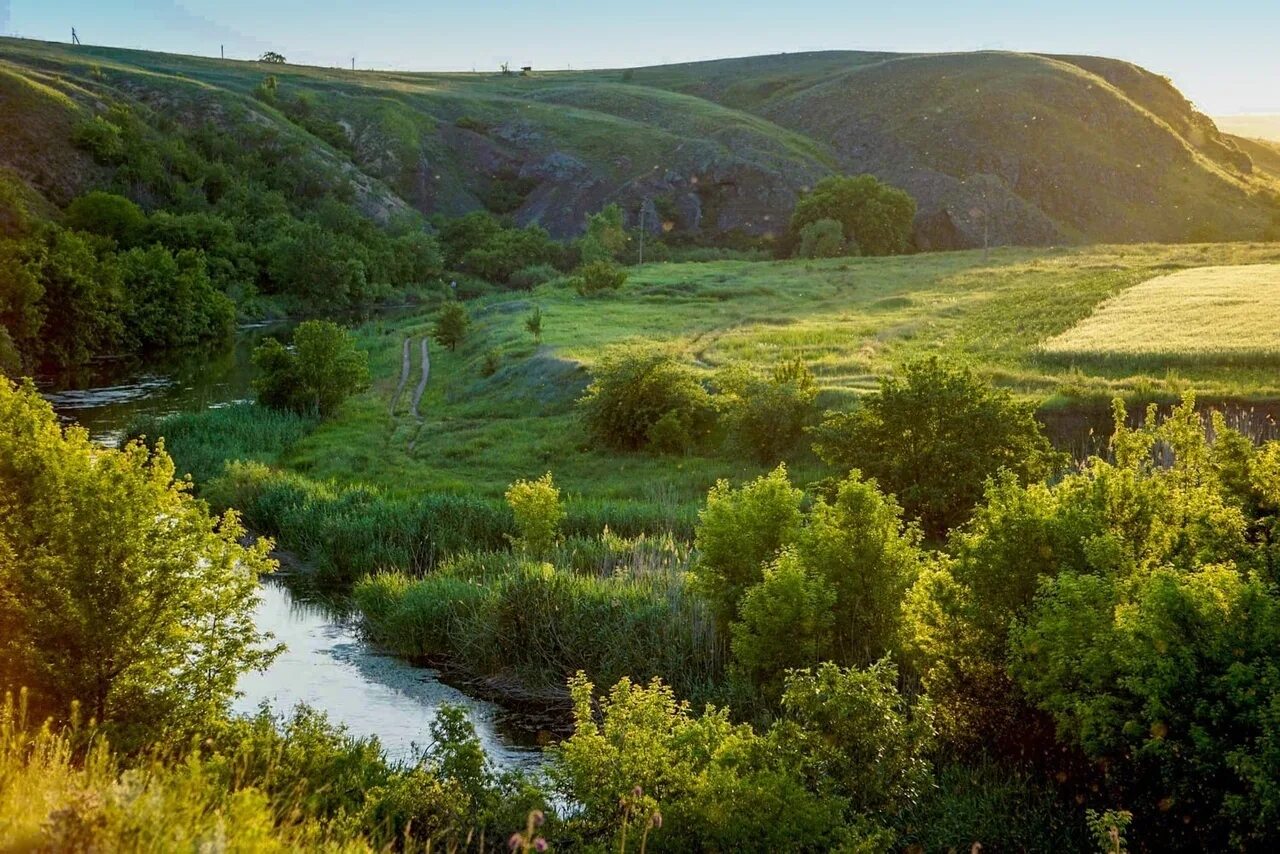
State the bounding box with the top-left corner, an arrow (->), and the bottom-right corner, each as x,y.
2,37 -> 1278,248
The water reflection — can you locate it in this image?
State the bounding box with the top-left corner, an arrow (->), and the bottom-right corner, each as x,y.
235,580 -> 544,772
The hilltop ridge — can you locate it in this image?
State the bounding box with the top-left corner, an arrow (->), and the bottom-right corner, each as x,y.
2,38 -> 1277,248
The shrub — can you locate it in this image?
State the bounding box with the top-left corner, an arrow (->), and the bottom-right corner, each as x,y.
253,320 -> 370,416
119,245 -> 234,350
509,264 -> 559,290
578,203 -> 628,264
788,174 -> 915,257
812,356 -> 1061,538
693,465 -> 804,630
716,358 -> 819,464
578,344 -> 713,451
797,217 -> 849,258
524,304 -> 544,343
71,115 -> 125,163
64,191 -> 147,245
730,550 -> 836,698
432,300 -> 470,351
0,380 -> 278,742
505,472 -> 565,556
571,260 -> 628,296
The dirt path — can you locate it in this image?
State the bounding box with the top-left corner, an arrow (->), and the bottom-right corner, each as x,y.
388,337 -> 412,416
410,337 -> 431,420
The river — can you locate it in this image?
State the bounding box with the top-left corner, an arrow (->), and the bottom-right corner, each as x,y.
40,321 -> 543,772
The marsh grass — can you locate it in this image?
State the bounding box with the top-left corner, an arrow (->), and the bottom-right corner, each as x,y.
355,534 -> 722,704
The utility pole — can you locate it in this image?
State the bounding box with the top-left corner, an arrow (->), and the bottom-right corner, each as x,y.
71,27 -> 80,45
638,201 -> 646,265
351,57 -> 355,71
220,44 -> 224,59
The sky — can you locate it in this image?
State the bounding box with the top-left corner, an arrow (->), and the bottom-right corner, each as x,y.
3,0 -> 1278,115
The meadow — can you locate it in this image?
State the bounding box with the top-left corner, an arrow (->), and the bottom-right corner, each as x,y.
269,242 -> 1280,520
1041,263 -> 1280,367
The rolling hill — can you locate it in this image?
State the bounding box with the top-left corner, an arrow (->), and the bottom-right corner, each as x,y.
2,37 -> 1277,248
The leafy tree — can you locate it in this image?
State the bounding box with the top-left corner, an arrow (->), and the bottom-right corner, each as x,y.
0,238 -> 44,369
579,203 -> 628,264
551,673 -> 860,851
432,300 -> 470,351
797,217 -> 848,258
795,472 -> 924,666
716,357 -> 819,464
0,379 -> 279,742
505,472 -> 564,556
731,551 -> 836,698
31,227 -> 124,368
64,191 -> 147,246
253,320 -> 370,416
262,219 -> 371,307
775,660 -> 934,816
119,244 -> 234,350
812,356 -> 1061,538
571,260 -> 627,296
259,51 -> 287,64
525,304 -> 543,343
577,344 -> 713,452
693,465 -> 804,630
789,174 -> 915,256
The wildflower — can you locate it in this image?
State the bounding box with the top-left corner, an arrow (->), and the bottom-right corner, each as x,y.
509,832 -> 522,850
534,839 -> 548,852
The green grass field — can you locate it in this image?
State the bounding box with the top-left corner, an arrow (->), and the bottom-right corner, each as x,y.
1042,264 -> 1280,366
274,242 -> 1280,517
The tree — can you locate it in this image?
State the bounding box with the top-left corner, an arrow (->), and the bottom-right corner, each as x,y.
119,244 -> 234,350
577,344 -> 713,452
259,51 -> 287,64
788,175 -> 916,257
693,465 -> 804,629
579,203 -> 628,264
253,319 -> 370,416
525,304 -> 543,343
812,356 -> 1060,538
433,301 -> 470,351
0,379 -> 279,742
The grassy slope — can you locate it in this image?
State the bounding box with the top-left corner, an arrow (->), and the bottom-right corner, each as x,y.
2,38 -> 1275,246
281,243 -> 1280,516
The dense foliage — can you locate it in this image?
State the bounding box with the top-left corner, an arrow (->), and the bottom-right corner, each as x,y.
578,344 -> 714,452
715,357 -> 819,464
787,174 -> 916,257
812,356 -> 1062,537
253,320 -> 370,416
0,380 -> 277,745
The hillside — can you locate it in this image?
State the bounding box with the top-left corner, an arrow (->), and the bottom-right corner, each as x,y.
1,37 -> 1278,248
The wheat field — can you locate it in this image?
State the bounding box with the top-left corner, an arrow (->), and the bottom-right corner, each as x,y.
1041,264 -> 1280,364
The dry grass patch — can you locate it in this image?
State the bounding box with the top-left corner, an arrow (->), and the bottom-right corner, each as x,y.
1041,264 -> 1280,366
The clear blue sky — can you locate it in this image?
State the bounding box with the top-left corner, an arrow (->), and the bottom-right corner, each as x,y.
4,0 -> 1277,114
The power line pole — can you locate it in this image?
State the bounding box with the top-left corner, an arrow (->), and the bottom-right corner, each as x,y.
351,57 -> 355,71
71,27 -> 80,45
638,201 -> 646,265
220,44 -> 225,59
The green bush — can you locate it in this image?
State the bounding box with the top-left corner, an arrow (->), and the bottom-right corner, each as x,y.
509,263 -> 559,290
812,356 -> 1061,538
693,465 -> 804,630
571,260 -> 628,296
788,174 -> 916,257
64,191 -> 147,245
253,320 -> 370,416
71,115 -> 125,163
797,217 -> 849,258
432,300 -> 470,351
578,203 -> 628,264
716,358 -> 819,464
505,472 -> 565,557
578,344 -> 714,452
